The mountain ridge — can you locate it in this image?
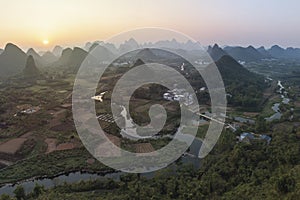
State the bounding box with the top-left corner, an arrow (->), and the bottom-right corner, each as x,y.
0,43 -> 27,78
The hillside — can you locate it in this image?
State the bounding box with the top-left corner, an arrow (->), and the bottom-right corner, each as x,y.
213,55 -> 267,108
88,43 -> 115,63
0,43 -> 27,78
23,55 -> 40,78
41,51 -> 58,65
52,47 -> 87,72
26,48 -> 44,67
257,46 -> 272,58
52,45 -> 63,57
207,44 -> 228,61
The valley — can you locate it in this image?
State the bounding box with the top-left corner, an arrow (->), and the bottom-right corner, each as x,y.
0,41 -> 299,199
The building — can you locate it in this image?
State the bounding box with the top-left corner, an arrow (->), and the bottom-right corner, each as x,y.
163,92 -> 173,101
239,132 -> 272,144
163,90 -> 194,106
259,134 -> 272,144
239,132 -> 255,144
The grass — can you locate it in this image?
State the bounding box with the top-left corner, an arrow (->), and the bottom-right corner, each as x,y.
25,138 -> 47,157
149,137 -> 172,150
26,85 -> 49,92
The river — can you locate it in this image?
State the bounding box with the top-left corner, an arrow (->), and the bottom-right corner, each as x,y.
2,81 -> 289,196
265,80 -> 290,122
0,103 -> 211,195
0,132 -> 202,196
0,171 -> 124,196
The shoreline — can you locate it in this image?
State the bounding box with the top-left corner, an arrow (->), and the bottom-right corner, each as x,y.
0,168 -> 117,188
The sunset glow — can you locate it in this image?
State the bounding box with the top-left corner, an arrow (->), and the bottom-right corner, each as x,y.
0,0 -> 300,50
43,40 -> 49,45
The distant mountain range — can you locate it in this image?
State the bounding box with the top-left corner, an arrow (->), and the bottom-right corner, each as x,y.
84,39 -> 300,62
223,46 -> 265,62
0,41 -> 269,109
268,45 -> 300,59
207,44 -> 300,62
1,39 -> 300,79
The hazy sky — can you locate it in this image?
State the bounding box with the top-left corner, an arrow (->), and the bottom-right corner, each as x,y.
1,0 -> 300,50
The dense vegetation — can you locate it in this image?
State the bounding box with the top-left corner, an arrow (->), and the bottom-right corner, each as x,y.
2,121 -> 299,200
215,56 -> 268,110
0,148 -> 111,185
0,44 -> 298,200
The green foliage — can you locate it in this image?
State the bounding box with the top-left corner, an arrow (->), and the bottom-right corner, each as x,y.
215,56 -> 268,110
13,185 -> 25,200
276,175 -> 296,194
255,116 -> 267,132
0,194 -> 11,200
0,148 -> 110,184
30,184 -> 45,198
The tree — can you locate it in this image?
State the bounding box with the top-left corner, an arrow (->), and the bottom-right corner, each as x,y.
32,183 -> 44,198
255,116 -> 267,132
13,185 -> 25,200
0,194 -> 11,200
120,174 -> 136,189
276,175 -> 296,194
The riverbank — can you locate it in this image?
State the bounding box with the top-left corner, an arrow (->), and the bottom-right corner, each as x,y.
0,148 -> 111,186
0,135 -> 202,196
265,80 -> 291,122
0,170 -> 123,196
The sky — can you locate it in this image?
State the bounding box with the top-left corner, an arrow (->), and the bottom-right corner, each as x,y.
1,0 -> 300,51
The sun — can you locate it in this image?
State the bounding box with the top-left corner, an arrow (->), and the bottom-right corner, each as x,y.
43,40 -> 49,45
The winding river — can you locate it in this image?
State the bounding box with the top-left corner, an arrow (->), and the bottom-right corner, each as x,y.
265,81 -> 290,122
0,132 -> 203,196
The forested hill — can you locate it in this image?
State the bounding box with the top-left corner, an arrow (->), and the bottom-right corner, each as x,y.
214,55 -> 268,109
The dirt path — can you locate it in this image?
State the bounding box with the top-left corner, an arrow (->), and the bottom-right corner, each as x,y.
20,132 -> 33,138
